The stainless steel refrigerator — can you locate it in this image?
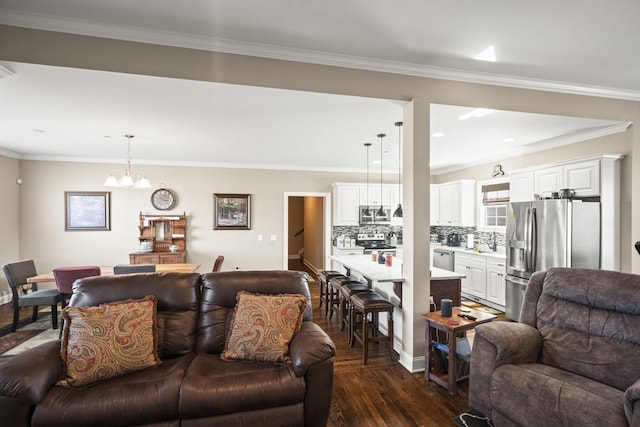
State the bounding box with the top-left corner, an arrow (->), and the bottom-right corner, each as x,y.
505,199 -> 600,320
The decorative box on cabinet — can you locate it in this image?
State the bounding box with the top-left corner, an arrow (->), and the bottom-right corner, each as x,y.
130,212 -> 187,264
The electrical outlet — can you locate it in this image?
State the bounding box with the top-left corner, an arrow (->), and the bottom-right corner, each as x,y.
429,296 -> 435,305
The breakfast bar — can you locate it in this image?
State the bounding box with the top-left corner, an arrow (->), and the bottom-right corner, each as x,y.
330,254 -> 466,358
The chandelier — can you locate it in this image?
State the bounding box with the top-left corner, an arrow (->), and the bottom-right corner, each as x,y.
104,135 -> 151,189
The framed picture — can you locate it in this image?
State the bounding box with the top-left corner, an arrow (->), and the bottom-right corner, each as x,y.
214,193 -> 251,230
65,191 -> 111,231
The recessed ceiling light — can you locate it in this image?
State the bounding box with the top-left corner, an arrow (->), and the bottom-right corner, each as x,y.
473,45 -> 496,62
432,132 -> 445,138
458,108 -> 495,120
503,137 -> 516,142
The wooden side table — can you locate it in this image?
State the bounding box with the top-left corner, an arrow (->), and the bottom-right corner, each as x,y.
423,307 -> 496,395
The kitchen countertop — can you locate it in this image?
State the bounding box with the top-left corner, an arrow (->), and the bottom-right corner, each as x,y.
330,254 -> 465,282
431,244 -> 506,260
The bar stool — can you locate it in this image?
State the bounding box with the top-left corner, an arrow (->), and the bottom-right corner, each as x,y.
327,276 -> 360,320
350,292 -> 395,364
318,270 -> 343,312
339,282 -> 372,342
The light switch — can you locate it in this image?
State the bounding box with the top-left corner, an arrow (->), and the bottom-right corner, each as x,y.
270,234 -> 277,241
257,234 -> 263,241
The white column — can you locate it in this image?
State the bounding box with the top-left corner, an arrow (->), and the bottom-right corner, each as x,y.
399,98 -> 431,372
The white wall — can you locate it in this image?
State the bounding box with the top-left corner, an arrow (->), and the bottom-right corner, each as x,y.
0,155 -> 20,302
16,159 -> 362,278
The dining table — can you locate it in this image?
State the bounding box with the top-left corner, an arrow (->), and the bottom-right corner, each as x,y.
27,263 -> 201,283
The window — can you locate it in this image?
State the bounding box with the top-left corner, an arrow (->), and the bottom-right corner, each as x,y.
481,182 -> 509,228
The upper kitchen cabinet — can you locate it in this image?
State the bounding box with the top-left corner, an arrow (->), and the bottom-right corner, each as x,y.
332,183 -> 401,226
509,156 -> 612,200
437,180 -> 476,226
508,172 -> 534,202
359,185 -> 390,206
332,183 -> 360,226
430,185 -> 440,225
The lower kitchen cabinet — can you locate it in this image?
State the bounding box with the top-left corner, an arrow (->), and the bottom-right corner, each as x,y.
456,251 -> 506,310
455,252 -> 486,299
486,258 -> 507,306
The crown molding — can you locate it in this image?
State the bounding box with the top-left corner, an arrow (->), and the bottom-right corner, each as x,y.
431,121 -> 632,175
2,10 -> 639,102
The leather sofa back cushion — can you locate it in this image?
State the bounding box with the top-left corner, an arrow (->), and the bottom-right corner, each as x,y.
534,268 -> 640,391
71,272 -> 202,358
58,295 -> 161,388
199,271 -> 312,354
221,291 -> 307,363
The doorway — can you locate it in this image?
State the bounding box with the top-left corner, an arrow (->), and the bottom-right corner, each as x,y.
283,192 -> 332,275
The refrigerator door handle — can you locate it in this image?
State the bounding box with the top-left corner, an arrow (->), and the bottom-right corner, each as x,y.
524,208 -> 532,272
530,207 -> 537,272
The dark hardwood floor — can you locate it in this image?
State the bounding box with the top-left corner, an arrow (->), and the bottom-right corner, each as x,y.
289,259 -> 469,426
0,264 -> 470,425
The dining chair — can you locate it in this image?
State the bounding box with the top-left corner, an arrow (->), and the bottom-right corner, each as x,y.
212,255 -> 224,272
52,266 -> 101,337
2,260 -> 61,332
52,266 -> 101,309
113,264 -> 156,275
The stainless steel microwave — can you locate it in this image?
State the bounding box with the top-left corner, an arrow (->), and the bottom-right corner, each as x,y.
359,205 -> 391,225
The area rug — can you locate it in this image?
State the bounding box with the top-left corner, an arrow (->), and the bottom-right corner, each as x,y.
452,410 -> 494,427
0,329 -> 44,354
0,313 -> 59,359
474,305 -> 503,315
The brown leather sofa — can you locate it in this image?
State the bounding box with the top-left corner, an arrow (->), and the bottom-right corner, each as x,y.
469,268 -> 640,427
0,270 -> 336,427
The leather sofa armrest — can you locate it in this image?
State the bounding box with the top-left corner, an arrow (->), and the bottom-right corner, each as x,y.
469,322 -> 541,416
624,379 -> 640,426
289,322 -> 336,377
0,340 -> 63,404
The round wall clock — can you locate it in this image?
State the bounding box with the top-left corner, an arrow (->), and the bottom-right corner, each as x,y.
151,188 -> 176,210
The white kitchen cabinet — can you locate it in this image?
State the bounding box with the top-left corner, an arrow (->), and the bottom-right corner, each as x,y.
486,258 -> 506,306
438,180 -> 476,226
430,185 -> 440,225
359,185 -> 390,206
388,185 -> 403,225
509,171 -> 534,202
534,166 -> 563,196
332,184 -> 360,226
455,252 -> 486,298
467,256 -> 487,299
454,254 -> 471,295
564,160 -> 600,196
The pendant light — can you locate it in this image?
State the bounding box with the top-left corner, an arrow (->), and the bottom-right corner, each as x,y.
104,135 -> 151,189
376,133 -> 387,219
363,143 -> 372,218
393,121 -> 403,218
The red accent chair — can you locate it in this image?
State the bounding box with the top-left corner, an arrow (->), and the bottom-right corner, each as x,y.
212,255 -> 224,272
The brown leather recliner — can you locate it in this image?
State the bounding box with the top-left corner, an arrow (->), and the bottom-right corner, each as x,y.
0,271 -> 336,427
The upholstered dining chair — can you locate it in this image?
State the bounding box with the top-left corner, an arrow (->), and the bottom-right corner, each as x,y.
53,266 -> 101,337
113,264 -> 156,275
2,260 -> 61,332
52,266 -> 102,309
212,255 -> 224,272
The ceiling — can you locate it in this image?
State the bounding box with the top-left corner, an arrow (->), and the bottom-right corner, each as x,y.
0,1 -> 636,174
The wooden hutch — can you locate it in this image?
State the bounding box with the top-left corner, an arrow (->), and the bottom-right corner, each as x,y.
129,212 -> 187,264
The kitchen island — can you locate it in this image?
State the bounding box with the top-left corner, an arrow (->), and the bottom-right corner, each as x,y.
330,254 -> 466,360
